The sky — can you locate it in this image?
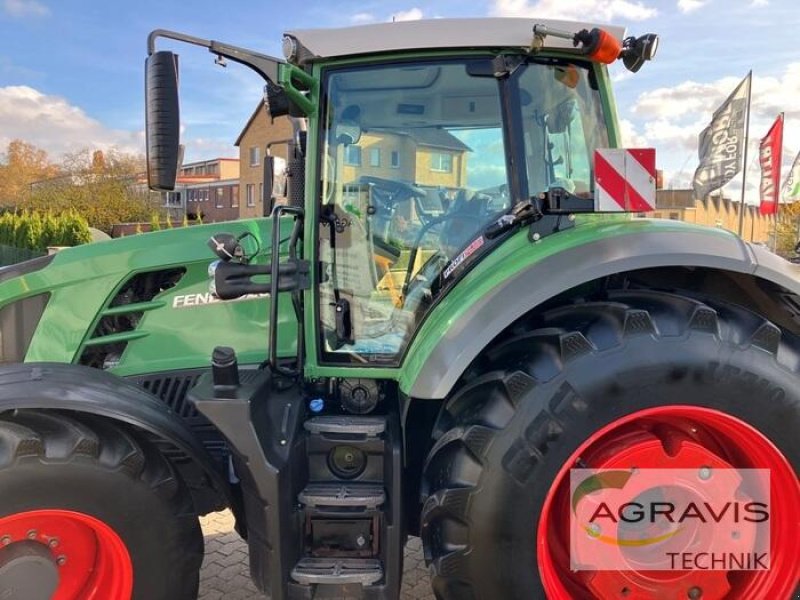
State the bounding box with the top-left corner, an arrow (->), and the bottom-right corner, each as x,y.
0,0 -> 797,203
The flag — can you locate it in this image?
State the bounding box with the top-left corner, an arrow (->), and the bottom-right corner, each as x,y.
782,150 -> 800,202
758,113 -> 783,215
692,72 -> 751,200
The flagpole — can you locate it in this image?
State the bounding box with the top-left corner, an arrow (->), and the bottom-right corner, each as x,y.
771,113 -> 784,252
738,70 -> 753,238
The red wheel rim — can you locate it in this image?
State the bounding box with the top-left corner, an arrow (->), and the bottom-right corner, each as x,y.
537,406 -> 800,599
0,509 -> 133,599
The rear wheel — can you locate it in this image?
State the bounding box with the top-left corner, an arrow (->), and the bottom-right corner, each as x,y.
420,290 -> 800,599
0,410 -> 203,600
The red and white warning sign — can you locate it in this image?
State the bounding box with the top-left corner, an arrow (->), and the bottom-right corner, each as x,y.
594,148 -> 657,212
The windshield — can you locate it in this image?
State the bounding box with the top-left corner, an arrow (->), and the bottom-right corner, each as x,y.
318,57 -> 608,364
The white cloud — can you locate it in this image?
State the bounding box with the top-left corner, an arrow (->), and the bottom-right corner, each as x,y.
490,0 -> 657,22
0,86 -> 142,157
350,7 -> 424,24
392,8 -> 424,21
2,0 -> 49,18
677,0 -> 708,13
350,12 -> 375,24
618,118 -> 647,147
622,63 -> 800,200
629,64 -> 800,153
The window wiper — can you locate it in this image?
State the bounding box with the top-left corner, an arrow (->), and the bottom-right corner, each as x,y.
484,186 -> 597,239
484,198 -> 541,239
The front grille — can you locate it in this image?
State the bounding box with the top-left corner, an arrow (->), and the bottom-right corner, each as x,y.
140,372 -> 202,418
79,268 -> 186,369
130,370 -> 228,463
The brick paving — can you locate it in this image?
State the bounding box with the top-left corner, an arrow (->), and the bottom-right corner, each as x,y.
199,511 -> 434,600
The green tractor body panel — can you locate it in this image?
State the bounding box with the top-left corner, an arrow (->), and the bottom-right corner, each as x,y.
0,218 -> 298,376
400,217 -> 800,398
297,217 -> 752,388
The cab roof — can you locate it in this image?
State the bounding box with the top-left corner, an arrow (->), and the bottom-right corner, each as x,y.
285,18 -> 626,63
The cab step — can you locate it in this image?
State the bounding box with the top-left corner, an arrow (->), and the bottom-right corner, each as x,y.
291,557 -> 383,585
299,483 -> 386,509
304,415 -> 385,436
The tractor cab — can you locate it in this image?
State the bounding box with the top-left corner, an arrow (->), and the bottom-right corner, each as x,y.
145,19 -> 656,375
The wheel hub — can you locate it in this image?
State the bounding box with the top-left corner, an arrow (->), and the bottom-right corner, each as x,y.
537,406 -> 800,600
0,509 -> 132,600
0,540 -> 60,600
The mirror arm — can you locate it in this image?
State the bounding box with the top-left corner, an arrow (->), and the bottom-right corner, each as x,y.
148,29 -> 284,84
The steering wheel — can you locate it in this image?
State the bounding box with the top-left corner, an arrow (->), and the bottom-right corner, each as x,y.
360,175 -> 446,227
399,208 -> 487,306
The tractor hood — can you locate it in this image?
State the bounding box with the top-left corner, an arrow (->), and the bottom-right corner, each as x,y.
0,218 -> 297,377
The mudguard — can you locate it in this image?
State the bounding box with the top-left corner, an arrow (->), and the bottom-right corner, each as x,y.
402,221 -> 800,399
0,362 -> 231,514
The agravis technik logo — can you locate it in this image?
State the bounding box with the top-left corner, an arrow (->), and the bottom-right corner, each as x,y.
569,468 -> 770,571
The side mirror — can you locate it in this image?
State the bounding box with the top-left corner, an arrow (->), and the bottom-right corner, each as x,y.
334,121 -> 361,146
145,51 -> 180,191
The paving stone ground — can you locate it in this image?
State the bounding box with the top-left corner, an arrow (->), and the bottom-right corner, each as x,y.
199,511 -> 434,600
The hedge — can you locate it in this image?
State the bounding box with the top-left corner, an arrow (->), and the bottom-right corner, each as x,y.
0,210 -> 92,251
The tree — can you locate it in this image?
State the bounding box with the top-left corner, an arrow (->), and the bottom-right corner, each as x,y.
775,201 -> 800,257
0,140 -> 59,207
22,148 -> 161,234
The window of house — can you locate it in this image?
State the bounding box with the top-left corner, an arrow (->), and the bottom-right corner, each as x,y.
342,184 -> 362,204
259,183 -> 263,206
344,145 -> 362,166
216,187 -> 224,208
231,186 -> 239,208
202,189 -> 209,203
196,166 -> 205,176
390,150 -> 400,168
369,148 -> 381,167
249,147 -> 260,167
163,191 -> 181,206
669,212 -> 680,220
207,163 -> 218,176
246,184 -> 255,207
430,152 -> 453,173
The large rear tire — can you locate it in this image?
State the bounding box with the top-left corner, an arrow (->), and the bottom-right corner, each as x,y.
420,290 -> 800,599
0,410 -> 203,600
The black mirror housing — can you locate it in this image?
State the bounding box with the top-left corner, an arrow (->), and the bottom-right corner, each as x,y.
621,33 -> 659,73
145,51 -> 181,191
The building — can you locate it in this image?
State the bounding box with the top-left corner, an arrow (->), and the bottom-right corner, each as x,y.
234,103 -> 470,217
340,129 -> 469,194
164,158 -> 241,223
639,189 -> 776,244
235,104 -> 294,218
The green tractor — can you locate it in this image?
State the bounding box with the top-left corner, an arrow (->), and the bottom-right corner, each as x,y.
1,17 -> 799,600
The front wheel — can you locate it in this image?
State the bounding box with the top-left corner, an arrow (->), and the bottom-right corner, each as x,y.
0,410 -> 203,599
421,290 -> 800,599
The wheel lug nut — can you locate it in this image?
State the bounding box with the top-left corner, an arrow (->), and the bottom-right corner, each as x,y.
698,466 -> 712,481
0,535 -> 10,546
26,529 -> 37,540
56,555 -> 67,566
48,538 -> 59,548
688,586 -> 703,599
